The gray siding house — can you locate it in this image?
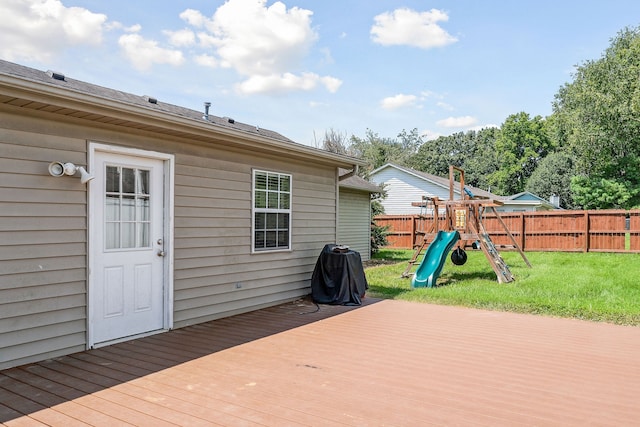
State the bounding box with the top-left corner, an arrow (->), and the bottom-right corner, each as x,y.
369,163 -> 554,214
0,60 -> 364,369
338,170 -> 382,261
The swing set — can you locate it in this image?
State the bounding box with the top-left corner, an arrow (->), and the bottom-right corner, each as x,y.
403,166 -> 531,285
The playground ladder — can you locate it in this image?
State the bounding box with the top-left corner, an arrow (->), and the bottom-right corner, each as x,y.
401,234 -> 429,278
469,213 -> 514,283
401,211 -> 436,278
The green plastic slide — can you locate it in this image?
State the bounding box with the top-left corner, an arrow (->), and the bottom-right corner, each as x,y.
411,230 -> 460,288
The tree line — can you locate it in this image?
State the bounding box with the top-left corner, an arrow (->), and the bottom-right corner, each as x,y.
322,26 -> 640,210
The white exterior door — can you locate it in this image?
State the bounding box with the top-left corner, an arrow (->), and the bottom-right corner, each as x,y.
89,149 -> 168,346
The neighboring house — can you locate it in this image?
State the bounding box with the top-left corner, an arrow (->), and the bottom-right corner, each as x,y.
368,163 -> 554,215
0,59 -> 365,370
499,191 -> 558,212
338,169 -> 382,261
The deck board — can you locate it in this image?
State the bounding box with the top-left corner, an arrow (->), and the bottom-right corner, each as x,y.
2,297 -> 640,426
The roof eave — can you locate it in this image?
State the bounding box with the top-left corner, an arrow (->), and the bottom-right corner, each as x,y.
0,73 -> 366,169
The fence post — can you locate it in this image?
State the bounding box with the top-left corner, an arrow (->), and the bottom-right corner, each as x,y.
520,213 -> 525,251
584,211 -> 590,252
411,215 -> 416,248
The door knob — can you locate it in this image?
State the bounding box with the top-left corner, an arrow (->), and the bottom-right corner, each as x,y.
157,250 -> 166,257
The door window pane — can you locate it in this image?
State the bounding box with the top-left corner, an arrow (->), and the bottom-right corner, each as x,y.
138,223 -> 150,247
136,197 -> 150,221
122,196 -> 136,221
106,166 -> 120,193
106,223 -> 120,249
122,223 -> 135,248
137,170 -> 149,195
106,195 -> 120,221
122,168 -> 135,194
104,165 -> 153,250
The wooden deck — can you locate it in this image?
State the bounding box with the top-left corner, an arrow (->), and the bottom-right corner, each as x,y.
2,297 -> 640,426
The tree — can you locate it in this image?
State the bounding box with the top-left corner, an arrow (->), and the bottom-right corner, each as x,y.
412,127 -> 499,189
489,112 -> 554,195
570,176 -> 637,209
413,131 -> 466,177
349,129 -> 413,175
552,26 -> 640,208
463,127 -> 500,190
396,128 -> 425,169
525,152 -> 577,209
319,128 -> 350,155
370,193 -> 389,253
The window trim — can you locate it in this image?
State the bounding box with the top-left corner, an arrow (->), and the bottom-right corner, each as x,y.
251,169 -> 293,253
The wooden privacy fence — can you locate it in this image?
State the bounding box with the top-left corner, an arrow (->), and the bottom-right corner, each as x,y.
375,210 -> 640,253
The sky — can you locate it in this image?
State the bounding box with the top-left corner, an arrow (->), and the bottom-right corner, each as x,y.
2,1 -> 640,147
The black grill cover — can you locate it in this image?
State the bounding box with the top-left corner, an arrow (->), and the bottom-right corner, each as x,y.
311,244 -> 368,305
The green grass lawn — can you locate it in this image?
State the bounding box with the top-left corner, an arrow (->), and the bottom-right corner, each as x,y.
365,249 -> 640,326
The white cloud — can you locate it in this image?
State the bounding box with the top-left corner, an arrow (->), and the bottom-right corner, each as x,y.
118,33 -> 185,71
195,32 -> 220,49
165,28 -> 196,47
381,94 -> 418,110
320,47 -> 334,65
321,76 -> 342,93
206,0 -> 316,75
194,54 -> 219,69
236,72 -> 342,95
436,101 -> 454,111
371,8 -> 457,49
123,24 -> 142,33
436,116 -> 478,128
0,0 -> 108,62
180,0 -> 339,95
180,8 -> 207,28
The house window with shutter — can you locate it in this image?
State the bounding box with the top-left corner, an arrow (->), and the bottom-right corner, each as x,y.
252,170 -> 292,252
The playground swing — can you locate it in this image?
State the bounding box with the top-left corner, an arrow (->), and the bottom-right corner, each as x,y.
403,166 -> 531,287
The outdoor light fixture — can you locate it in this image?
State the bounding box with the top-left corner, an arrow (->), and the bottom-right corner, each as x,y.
48,161 -> 94,184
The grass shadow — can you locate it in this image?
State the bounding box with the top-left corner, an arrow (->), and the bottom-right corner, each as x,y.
445,270 -> 498,282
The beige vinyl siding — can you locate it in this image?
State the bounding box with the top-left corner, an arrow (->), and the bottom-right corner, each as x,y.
338,188 -> 371,261
172,151 -> 336,327
0,106 -> 340,368
0,127 -> 88,370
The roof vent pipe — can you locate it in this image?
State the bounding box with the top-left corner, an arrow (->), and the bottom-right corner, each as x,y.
203,102 -> 211,121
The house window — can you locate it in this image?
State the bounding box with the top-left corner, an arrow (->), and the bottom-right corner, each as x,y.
253,170 -> 292,252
